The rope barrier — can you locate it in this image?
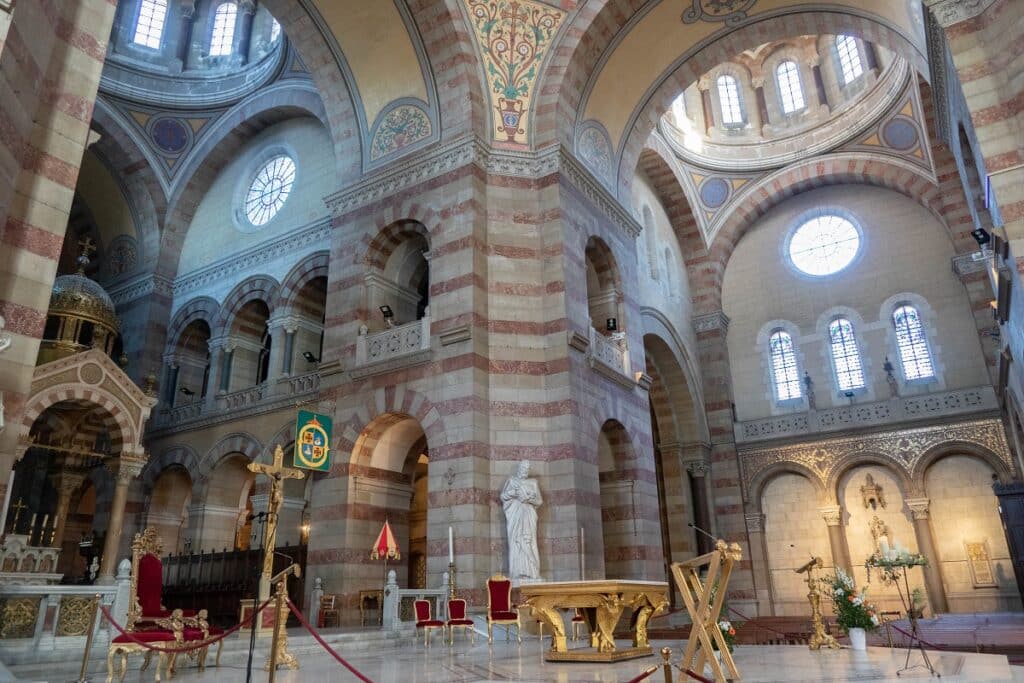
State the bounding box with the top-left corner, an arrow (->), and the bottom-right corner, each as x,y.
99,600 -> 271,654
671,660 -> 714,683
622,665 -> 659,683
285,598 -> 374,683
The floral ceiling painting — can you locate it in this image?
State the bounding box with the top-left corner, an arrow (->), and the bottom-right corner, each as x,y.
465,0 -> 566,146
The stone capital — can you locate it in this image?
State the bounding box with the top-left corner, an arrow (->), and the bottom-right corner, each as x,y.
924,0 -> 998,27
693,311 -> 730,336
237,0 -> 256,15
905,497 -> 931,520
54,472 -> 87,498
744,512 -> 765,533
178,0 -> 196,19
819,505 -> 843,526
686,459 -> 710,478
112,453 -> 148,484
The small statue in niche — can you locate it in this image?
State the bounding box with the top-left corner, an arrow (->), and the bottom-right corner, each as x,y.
804,372 -> 816,410
883,357 -> 899,398
869,515 -> 890,551
861,473 -> 886,510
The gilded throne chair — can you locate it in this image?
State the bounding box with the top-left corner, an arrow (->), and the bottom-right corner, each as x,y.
106,528 -> 222,682
485,574 -> 521,643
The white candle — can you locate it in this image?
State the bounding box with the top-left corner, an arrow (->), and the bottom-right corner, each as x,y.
30,513 -> 36,530
448,526 -> 454,564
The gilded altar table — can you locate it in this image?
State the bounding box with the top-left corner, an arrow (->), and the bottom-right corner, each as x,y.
520,580 -> 669,662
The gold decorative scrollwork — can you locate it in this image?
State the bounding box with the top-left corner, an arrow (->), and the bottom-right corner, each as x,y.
0,597 -> 41,639
57,596 -> 95,636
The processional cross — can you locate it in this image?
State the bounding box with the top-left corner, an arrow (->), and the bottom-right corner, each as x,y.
248,445 -> 304,600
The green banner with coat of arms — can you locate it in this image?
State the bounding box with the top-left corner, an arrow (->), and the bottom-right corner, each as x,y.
294,410 -> 332,471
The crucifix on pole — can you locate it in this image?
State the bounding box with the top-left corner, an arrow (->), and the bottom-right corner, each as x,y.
248,445 -> 305,600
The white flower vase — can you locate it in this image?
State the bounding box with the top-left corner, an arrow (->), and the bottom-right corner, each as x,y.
703,649 -> 723,676
848,627 -> 867,651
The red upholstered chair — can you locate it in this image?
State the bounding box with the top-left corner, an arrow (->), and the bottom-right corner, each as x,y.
485,574 -> 520,643
446,598 -> 476,645
571,608 -> 587,641
414,599 -> 446,646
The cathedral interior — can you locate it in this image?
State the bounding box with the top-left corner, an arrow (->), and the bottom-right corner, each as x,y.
0,0 -> 1023,679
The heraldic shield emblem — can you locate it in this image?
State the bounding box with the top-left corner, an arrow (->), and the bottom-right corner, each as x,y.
295,410 -> 332,471
681,0 -> 757,26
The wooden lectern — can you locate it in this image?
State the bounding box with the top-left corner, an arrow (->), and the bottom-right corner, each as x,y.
670,539 -> 743,683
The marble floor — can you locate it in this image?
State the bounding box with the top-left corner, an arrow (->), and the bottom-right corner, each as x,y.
9,632 -> 1023,683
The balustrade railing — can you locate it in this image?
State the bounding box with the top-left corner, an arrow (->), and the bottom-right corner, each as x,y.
281,370 -> 320,394
355,316 -> 431,367
217,383 -> 265,410
588,327 -> 630,378
736,385 -> 997,443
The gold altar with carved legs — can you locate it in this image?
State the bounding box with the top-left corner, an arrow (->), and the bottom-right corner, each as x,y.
520,580 -> 669,662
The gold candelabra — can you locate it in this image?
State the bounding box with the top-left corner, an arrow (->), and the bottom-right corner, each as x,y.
795,557 -> 839,650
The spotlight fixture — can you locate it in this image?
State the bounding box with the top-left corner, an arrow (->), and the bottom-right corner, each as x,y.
179,387 -> 195,396
302,351 -> 319,363
971,228 -> 991,247
379,305 -> 394,319
606,317 -> 618,332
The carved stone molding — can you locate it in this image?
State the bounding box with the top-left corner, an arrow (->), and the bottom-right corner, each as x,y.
952,251 -> 992,280
744,512 -> 765,533
107,274 -> 174,306
438,324 -> 472,346
819,505 -> 843,527
739,417 -> 1012,501
693,311 -> 731,335
924,0 -> 998,26
905,497 -> 931,520
323,136 -> 642,239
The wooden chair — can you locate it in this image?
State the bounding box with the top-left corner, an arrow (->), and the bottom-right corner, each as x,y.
446,598 -> 475,645
318,595 -> 340,629
414,599 -> 445,646
359,589 -> 383,626
485,574 -> 520,643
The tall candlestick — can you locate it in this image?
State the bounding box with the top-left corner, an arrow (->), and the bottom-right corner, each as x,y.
448,526 -> 454,563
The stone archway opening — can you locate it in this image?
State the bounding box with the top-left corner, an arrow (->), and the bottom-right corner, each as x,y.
367,223 -> 431,331
147,466 -> 193,554
197,453 -> 255,552
352,413 -> 429,589
170,319 -> 212,406
585,237 -> 625,336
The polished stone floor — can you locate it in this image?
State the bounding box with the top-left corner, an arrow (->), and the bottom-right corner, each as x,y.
10,632 -> 1023,683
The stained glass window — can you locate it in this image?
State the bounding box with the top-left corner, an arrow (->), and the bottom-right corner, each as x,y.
893,305 -> 934,380
245,155 -> 296,226
777,60 -> 806,114
836,35 -> 864,85
132,0 -> 168,49
209,2 -> 237,57
788,215 -> 860,276
828,318 -> 865,391
717,75 -> 744,125
769,330 -> 802,401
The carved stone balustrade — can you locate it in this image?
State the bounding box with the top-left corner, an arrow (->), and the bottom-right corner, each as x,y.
0,535 -> 61,585
735,385 -> 998,444
279,370 -> 320,395
352,315 -> 432,378
216,383 -> 266,411
588,327 -> 633,386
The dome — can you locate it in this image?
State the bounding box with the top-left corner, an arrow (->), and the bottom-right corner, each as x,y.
49,271 -> 121,333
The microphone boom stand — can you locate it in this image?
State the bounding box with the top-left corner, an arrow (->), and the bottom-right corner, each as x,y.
245,512 -> 268,683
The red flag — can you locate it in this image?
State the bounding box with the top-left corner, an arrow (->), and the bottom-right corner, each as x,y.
370,520 -> 401,560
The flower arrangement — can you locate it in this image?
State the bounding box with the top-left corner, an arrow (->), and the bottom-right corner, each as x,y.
713,619 -> 737,652
865,541 -> 928,583
823,568 -> 880,632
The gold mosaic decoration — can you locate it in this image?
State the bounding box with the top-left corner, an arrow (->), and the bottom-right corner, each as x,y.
0,597 -> 41,639
56,596 -> 95,636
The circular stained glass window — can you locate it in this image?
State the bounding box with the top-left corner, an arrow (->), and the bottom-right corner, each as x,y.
245,155 -> 295,226
788,214 -> 860,276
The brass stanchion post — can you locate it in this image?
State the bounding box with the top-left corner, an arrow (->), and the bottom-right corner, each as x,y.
661,646 -> 672,683
77,594 -> 101,683
267,581 -> 284,683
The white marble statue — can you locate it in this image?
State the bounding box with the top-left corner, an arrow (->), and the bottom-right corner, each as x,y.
501,460 -> 542,580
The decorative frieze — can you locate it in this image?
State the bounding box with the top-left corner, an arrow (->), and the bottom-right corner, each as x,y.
923,0 -> 998,26
107,274 -> 174,306
738,416 -> 1012,502
951,251 -> 993,280
693,311 -> 730,335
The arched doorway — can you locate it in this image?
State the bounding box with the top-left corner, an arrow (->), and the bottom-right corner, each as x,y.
351,414 -> 429,588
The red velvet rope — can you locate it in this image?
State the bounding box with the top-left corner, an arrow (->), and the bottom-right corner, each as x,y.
623,666 -> 659,683
99,600 -> 271,654
285,598 -> 374,683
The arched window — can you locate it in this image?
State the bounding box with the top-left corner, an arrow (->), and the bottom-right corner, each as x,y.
769,330 -> 802,401
836,35 -> 864,85
828,318 -> 865,391
892,305 -> 934,380
209,2 -> 238,57
270,18 -> 282,43
776,61 -> 805,114
132,0 -> 168,49
671,94 -> 687,126
716,75 -> 744,126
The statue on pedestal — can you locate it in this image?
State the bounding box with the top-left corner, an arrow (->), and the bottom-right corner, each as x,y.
501,460 -> 542,581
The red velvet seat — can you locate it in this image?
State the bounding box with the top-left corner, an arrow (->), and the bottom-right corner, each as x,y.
112,631 -> 176,643
485,574 -> 520,643
414,599 -> 446,646
446,598 -> 476,645
572,608 -> 587,641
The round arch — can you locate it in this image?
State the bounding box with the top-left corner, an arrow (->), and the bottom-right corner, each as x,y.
912,442 -> 1016,486
194,432 -> 263,499
747,462 -> 828,511
826,453 -> 915,504
213,275 -> 281,337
